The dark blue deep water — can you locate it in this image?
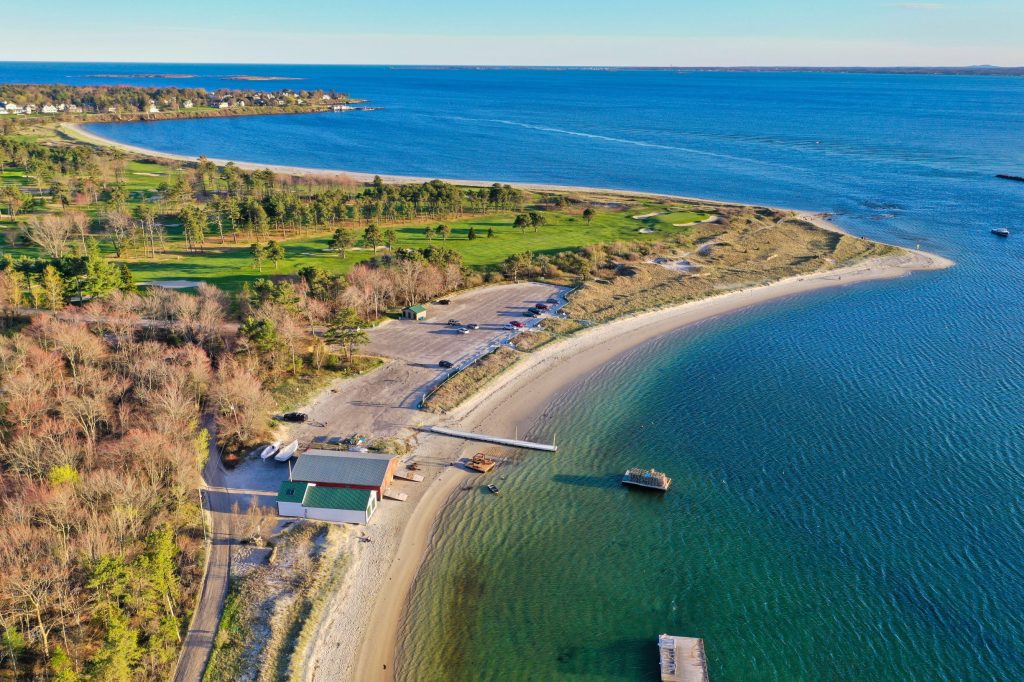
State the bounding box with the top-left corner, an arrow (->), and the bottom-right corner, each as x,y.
5,62 -> 1024,679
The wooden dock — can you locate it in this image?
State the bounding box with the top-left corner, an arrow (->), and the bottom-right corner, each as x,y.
659,634 -> 708,682
427,425 -> 557,452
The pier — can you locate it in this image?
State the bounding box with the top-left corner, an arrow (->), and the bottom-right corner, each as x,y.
427,425 -> 558,452
659,634 -> 708,682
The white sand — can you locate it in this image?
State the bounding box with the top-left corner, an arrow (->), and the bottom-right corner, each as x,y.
305,247 -> 952,682
64,122 -> 956,679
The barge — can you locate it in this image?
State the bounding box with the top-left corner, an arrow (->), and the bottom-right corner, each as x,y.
622,467 -> 672,491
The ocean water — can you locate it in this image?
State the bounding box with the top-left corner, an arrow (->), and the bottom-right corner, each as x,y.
6,63 -> 1024,679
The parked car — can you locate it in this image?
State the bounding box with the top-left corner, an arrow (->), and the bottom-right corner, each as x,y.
436,299 -> 451,305
467,323 -> 480,330
457,327 -> 471,334
527,307 -> 542,315
546,297 -> 558,304
536,303 -> 550,310
439,360 -> 454,368
447,319 -> 461,326
510,320 -> 525,328
281,412 -> 308,423
504,323 -> 516,330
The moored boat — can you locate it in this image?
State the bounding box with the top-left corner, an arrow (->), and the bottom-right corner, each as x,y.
466,453 -> 496,473
259,441 -> 282,460
622,467 -> 672,491
992,227 -> 1010,237
274,439 -> 299,461
487,484 -> 500,495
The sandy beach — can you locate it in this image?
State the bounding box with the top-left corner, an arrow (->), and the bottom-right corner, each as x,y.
62,120 -> 955,680
64,122 -> 810,212
300,247 -> 951,682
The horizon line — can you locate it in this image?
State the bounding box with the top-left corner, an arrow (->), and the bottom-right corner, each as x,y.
0,60 -> 1022,70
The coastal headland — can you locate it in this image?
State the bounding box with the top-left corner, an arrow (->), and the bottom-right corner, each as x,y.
1,118 -> 953,681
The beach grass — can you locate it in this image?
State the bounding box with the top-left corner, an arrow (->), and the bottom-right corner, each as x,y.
422,346 -> 522,413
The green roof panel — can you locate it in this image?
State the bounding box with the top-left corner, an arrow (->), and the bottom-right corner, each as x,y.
304,486 -> 372,512
277,480 -> 309,503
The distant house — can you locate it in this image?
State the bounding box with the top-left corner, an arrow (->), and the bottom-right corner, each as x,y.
289,449 -> 399,501
67,104 -> 81,113
23,105 -> 36,114
332,104 -> 354,112
218,101 -> 230,109
403,304 -> 427,320
277,481 -> 378,524
41,104 -> 58,114
147,103 -> 160,113
182,100 -> 194,108
321,94 -> 331,101
107,106 -> 117,113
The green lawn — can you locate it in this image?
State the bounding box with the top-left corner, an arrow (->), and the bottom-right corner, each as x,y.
114,206 -> 708,289
1,157 -> 709,289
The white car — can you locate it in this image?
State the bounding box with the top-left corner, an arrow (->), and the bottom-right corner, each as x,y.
457,327 -> 471,334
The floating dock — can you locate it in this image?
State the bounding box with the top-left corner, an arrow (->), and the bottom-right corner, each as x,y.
427,426 -> 557,452
659,634 -> 708,682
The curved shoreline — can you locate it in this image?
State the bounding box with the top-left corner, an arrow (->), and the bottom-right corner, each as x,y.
64,122 -> 810,212
62,121 -> 956,679
344,249 -> 952,682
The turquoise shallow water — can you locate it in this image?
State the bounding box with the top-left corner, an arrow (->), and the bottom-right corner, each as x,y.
4,63 -> 1024,679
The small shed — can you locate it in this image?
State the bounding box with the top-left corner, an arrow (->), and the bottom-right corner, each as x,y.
403,304 -> 427,320
276,481 -> 378,524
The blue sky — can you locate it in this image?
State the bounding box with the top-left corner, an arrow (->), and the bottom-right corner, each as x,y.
5,1 -> 1023,66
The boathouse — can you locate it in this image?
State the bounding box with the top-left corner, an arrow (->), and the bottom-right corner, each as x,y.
402,304 -> 427,320
289,449 -> 399,501
277,481 -> 378,524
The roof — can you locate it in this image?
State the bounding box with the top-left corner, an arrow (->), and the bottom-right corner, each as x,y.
303,486 -> 373,512
277,480 -> 309,503
290,449 -> 396,487
405,304 -> 427,313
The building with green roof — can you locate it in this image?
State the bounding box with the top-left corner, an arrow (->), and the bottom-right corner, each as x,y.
402,304 -> 427,320
277,479 -> 378,524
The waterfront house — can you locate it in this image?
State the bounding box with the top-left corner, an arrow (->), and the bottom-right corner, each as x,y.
23,105 -> 36,114
289,449 -> 399,501
41,104 -> 58,114
147,103 -> 160,113
403,304 -> 428,320
277,481 -> 378,524
218,101 -> 230,109
182,99 -> 194,108
107,106 -> 117,113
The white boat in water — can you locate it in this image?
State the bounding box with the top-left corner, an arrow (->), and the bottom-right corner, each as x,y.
259,441 -> 282,460
274,440 -> 299,461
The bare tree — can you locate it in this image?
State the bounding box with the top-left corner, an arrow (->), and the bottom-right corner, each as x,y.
22,214 -> 75,259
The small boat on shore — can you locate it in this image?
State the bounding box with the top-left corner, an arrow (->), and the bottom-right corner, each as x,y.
466,453 -> 496,473
992,227 -> 1010,237
259,441 -> 282,460
487,484 -> 500,495
622,468 -> 672,491
274,440 -> 299,461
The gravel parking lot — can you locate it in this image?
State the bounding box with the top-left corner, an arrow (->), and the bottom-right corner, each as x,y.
364,281 -> 566,367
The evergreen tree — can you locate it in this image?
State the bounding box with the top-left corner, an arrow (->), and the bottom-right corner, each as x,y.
249,243 -> 266,272
41,264 -> 64,310
265,240 -> 285,270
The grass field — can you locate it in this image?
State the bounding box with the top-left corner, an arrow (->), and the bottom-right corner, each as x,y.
0,152 -> 711,288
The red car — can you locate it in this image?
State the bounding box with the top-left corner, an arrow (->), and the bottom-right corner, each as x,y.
510,320 -> 525,328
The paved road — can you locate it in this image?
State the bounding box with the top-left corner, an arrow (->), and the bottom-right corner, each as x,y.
171,282 -> 563,681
